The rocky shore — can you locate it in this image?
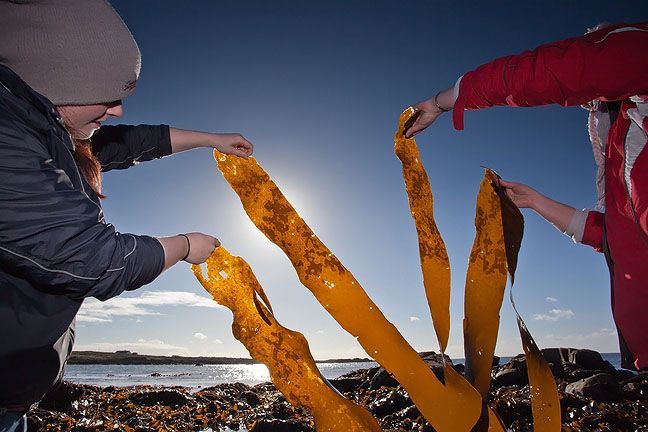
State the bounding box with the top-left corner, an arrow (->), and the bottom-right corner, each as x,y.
30,348 -> 647,431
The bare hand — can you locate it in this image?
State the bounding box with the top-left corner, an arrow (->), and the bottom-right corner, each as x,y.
498,180 -> 539,209
404,98 -> 444,138
184,232 -> 220,264
211,133 -> 253,159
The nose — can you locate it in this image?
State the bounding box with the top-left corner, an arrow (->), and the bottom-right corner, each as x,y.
106,101 -> 124,118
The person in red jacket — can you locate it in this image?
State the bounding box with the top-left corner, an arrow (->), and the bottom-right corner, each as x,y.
404,22 -> 648,371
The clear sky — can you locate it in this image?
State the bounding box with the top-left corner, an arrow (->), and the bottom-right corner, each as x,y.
75,1 -> 648,360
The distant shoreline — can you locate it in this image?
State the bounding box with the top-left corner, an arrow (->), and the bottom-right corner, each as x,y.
68,350 -> 373,365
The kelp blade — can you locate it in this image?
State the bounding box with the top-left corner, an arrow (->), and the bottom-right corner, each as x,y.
192,247 -> 383,432
463,169 -> 508,397
511,292 -> 561,431
394,107 -> 451,353
214,150 -> 505,431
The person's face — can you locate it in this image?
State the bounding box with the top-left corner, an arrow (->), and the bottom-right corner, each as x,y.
57,101 -> 123,139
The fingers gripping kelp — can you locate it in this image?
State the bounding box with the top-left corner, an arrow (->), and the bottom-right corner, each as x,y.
465,168 -> 560,431
213,150 -> 504,431
394,107 -> 451,354
192,247 -> 382,432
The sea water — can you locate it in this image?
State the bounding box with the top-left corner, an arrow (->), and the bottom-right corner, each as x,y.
64,353 -> 623,389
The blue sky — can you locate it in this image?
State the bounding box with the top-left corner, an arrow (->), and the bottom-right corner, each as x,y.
75,1 -> 648,359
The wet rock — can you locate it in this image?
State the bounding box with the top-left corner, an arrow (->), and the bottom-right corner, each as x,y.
239,390 -> 261,407
250,419 -> 313,432
129,389 -> 193,407
568,349 -> 615,373
565,373 -> 621,402
614,368 -> 637,382
369,368 -> 398,390
368,388 -> 410,417
493,367 -> 527,387
420,351 -> 452,381
38,381 -> 86,413
329,376 -> 363,393
453,363 -> 465,374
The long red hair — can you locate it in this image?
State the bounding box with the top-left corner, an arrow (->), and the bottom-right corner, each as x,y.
71,136 -> 106,199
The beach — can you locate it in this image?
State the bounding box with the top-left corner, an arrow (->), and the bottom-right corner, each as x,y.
28,349 -> 647,431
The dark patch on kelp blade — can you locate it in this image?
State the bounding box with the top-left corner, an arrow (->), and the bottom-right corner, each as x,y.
485,168 -> 524,284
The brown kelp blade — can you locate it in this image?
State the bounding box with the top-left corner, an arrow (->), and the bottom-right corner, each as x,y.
510,290 -> 561,431
214,150 -> 504,432
394,107 -> 451,353
192,247 -> 383,432
463,168 -> 509,398
488,168 -> 523,284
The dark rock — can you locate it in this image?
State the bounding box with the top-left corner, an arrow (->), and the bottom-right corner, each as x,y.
492,355 -> 500,367
328,377 -> 363,393
38,381 -> 86,413
562,362 -> 598,381
369,368 -> 398,390
568,349 -> 615,373
250,419 -> 313,432
368,389 -> 410,417
565,373 -> 621,402
420,351 -> 452,382
453,363 -> 465,374
150,372 -> 163,377
239,390 -> 261,407
129,389 -> 193,407
614,368 -> 637,382
493,367 -> 527,387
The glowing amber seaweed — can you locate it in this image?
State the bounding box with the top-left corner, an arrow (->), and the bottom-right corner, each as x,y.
512,293 -> 562,432
192,247 -> 383,432
214,151 -> 505,431
394,107 -> 451,353
463,169 -> 508,397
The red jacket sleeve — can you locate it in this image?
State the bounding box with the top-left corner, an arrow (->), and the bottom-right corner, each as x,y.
581,210 -> 605,252
453,22 -> 648,130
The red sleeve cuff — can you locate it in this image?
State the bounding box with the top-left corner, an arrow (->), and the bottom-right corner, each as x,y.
581,211 -> 605,252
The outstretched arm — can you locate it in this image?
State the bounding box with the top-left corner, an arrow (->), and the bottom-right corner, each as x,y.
170,127 -> 253,158
499,179 -> 604,251
405,22 -> 648,135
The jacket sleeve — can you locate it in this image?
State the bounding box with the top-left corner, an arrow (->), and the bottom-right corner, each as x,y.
453,22 -> 648,130
581,210 -> 605,252
0,119 -> 166,301
91,124 -> 173,172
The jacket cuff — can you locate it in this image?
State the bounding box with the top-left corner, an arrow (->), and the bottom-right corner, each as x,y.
158,125 -> 173,158
581,210 -> 605,252
453,73 -> 471,130
126,235 -> 165,290
563,209 -> 589,243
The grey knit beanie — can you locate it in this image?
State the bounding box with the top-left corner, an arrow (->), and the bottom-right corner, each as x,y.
0,0 -> 141,105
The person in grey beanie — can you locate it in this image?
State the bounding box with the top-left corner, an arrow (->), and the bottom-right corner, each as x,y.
0,1 -> 252,429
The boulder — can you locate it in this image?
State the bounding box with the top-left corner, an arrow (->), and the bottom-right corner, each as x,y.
328,376 -> 363,393
565,373 -> 621,402
250,419 -> 313,432
493,367 -> 527,387
568,349 -> 615,372
129,389 -> 192,407
368,389 -> 410,417
239,390 -> 261,407
369,368 -> 399,390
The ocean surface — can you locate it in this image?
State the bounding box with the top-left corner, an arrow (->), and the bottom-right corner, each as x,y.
64,353 -> 623,389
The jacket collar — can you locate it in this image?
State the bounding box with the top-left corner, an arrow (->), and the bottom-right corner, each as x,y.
0,64 -> 72,149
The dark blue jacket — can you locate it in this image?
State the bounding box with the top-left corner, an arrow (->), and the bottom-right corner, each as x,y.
0,65 -> 168,406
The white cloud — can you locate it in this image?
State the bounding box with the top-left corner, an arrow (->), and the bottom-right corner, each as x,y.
75,339 -> 189,356
315,330 -> 326,335
545,297 -> 558,303
77,290 -> 222,323
539,328 -> 617,350
409,316 -> 420,322
533,308 -> 575,322
194,332 -> 208,340
213,339 -> 223,344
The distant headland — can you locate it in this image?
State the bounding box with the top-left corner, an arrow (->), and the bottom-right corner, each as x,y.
68,351 -> 372,365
